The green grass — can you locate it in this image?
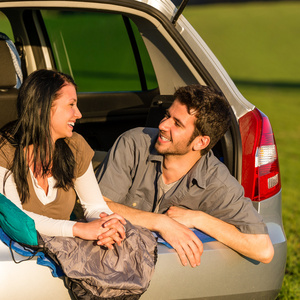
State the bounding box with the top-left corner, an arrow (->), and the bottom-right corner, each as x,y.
184,2 -> 300,298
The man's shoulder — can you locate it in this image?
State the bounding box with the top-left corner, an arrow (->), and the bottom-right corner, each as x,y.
205,150 -> 227,169
191,151 -> 234,187
120,127 -> 159,146
204,151 -> 241,188
122,127 -> 158,137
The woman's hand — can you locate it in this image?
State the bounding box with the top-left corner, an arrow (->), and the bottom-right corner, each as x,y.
72,212 -> 126,249
96,212 -> 126,248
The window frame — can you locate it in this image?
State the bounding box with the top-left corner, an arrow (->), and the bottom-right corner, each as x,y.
39,9 -> 158,93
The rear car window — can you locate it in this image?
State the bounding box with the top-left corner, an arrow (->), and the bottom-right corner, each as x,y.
0,12 -> 14,40
41,10 -> 157,93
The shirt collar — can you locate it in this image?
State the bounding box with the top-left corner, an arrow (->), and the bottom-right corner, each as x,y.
147,141 -> 212,189
148,146 -> 164,163
186,153 -> 209,189
147,136 -> 164,163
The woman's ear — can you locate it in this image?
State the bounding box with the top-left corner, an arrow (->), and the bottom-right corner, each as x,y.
192,135 -> 210,152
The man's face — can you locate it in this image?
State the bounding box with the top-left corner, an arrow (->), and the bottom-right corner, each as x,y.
155,99 -> 197,156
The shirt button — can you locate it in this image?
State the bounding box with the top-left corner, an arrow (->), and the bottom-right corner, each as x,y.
132,202 -> 137,207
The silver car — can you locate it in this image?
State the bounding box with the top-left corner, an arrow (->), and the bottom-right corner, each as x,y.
0,0 -> 286,299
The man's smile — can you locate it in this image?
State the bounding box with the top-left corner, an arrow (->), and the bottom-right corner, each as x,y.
158,133 -> 171,142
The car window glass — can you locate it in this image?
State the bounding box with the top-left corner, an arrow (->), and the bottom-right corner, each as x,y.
129,18 -> 157,91
41,10 -> 157,93
0,12 -> 14,40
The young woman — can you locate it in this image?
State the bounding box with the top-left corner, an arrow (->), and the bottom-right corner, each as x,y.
0,69 -> 126,248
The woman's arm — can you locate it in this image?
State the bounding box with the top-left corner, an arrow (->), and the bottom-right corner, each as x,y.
74,162 -> 113,220
0,166 -> 126,246
74,163 -> 126,247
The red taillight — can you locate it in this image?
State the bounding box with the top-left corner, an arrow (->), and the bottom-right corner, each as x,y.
239,108 -> 281,201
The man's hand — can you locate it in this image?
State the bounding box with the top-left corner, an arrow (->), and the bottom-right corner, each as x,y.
167,206 -> 274,264
165,206 -> 196,228
105,199 -> 203,266
158,215 -> 203,268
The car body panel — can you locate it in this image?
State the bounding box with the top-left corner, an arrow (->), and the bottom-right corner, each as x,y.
0,217 -> 286,300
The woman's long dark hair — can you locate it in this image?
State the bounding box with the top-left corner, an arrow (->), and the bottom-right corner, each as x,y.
0,69 -> 77,204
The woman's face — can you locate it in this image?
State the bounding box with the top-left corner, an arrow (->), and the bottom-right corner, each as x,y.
50,83 -> 82,142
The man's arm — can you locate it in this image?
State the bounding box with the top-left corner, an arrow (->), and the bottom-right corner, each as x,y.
101,197 -> 203,267
165,206 -> 274,264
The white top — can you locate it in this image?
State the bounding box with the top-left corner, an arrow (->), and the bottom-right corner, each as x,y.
0,162 -> 113,237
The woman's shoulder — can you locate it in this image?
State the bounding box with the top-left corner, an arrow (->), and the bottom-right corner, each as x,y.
65,132 -> 88,149
66,131 -> 84,142
65,133 -> 94,178
0,135 -> 15,168
65,132 -> 93,159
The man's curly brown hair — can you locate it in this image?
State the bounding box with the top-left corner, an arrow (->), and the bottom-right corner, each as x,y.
174,84 -> 232,155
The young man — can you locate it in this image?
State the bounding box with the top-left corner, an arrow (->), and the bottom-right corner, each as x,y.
96,84 -> 274,267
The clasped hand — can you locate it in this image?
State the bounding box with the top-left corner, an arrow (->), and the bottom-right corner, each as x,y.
73,212 -> 126,249
97,212 -> 126,249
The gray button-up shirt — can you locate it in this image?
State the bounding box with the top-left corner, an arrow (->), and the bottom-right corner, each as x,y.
97,127 -> 267,234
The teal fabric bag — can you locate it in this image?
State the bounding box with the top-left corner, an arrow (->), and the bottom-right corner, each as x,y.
0,193 -> 38,246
